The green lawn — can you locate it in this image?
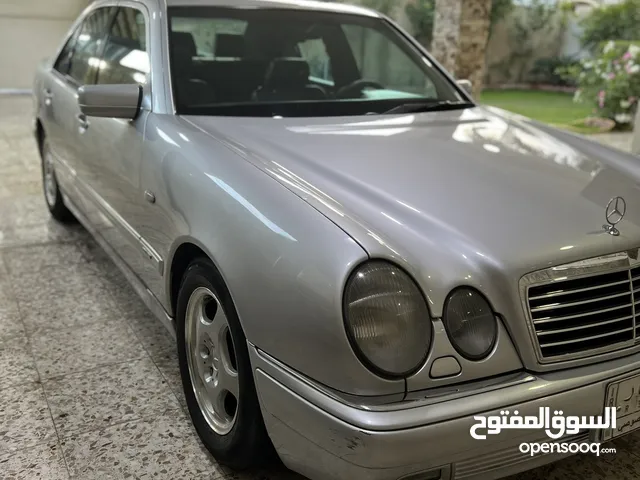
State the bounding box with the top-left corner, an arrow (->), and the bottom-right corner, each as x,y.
479,89 -> 597,133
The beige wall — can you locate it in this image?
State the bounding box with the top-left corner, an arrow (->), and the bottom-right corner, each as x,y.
0,0 -> 89,90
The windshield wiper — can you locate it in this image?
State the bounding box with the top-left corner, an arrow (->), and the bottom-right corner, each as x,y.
383,100 -> 475,115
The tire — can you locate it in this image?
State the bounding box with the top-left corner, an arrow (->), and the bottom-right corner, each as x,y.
41,138 -> 75,223
176,257 -> 275,470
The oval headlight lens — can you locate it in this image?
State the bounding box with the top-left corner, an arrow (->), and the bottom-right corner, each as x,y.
344,261 -> 432,377
443,289 -> 497,360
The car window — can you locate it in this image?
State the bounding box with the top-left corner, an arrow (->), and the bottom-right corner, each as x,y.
97,7 -> 149,85
342,25 -> 437,98
67,7 -> 116,85
171,17 -> 247,59
168,7 -> 462,117
54,26 -> 81,75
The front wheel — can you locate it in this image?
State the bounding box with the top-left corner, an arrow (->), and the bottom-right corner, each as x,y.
176,258 -> 275,469
41,139 -> 75,223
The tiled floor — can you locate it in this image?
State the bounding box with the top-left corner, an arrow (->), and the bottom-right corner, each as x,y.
1,95 -> 639,480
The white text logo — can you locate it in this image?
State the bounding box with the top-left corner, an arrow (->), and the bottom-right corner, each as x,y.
470,406 -> 616,440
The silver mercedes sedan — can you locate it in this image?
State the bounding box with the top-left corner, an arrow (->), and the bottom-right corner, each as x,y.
32,0 -> 640,479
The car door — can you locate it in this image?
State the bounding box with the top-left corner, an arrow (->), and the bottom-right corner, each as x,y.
40,6 -> 117,211
76,4 -> 164,293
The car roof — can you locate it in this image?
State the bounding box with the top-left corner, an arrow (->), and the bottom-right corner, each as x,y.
164,0 -> 380,18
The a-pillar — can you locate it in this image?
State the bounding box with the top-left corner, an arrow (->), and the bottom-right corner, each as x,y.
430,0 -> 493,99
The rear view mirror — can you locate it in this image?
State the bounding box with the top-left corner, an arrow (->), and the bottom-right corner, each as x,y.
78,84 -> 142,119
456,79 -> 473,97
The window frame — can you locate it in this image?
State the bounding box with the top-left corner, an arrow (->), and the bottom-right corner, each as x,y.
53,25 -> 81,75
96,0 -> 153,111
383,16 -> 472,103
51,5 -> 118,88
96,3 -> 152,95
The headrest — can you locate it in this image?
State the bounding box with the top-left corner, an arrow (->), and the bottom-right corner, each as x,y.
263,58 -> 310,90
215,34 -> 244,58
171,31 -> 197,58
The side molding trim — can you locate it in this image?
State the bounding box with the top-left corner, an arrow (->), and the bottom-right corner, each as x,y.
55,156 -> 164,276
63,192 -> 176,338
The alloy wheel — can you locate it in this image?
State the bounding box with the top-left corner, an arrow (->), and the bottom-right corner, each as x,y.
185,286 -> 240,435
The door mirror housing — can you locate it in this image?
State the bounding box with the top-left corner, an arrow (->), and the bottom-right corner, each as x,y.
78,84 -> 142,119
456,79 -> 473,97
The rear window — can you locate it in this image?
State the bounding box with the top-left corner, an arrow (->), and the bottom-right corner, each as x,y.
171,17 -> 247,59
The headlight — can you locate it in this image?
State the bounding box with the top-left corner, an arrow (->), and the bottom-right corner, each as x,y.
344,261 -> 432,377
443,289 -> 497,360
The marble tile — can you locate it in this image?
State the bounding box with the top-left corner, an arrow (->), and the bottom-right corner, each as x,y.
0,441 -> 69,480
0,174 -> 41,200
74,236 -> 114,266
125,307 -> 176,358
13,264 -> 123,334
2,243 -> 88,274
0,195 -> 50,228
151,347 -> 186,411
0,297 -> 24,342
61,413 -> 225,479
0,222 -> 88,250
104,268 -> 177,359
95,260 -> 145,306
31,321 -> 145,379
45,357 -> 179,437
0,382 -> 57,452
0,336 -> 38,389
0,160 -> 32,178
108,276 -> 151,317
609,431 -> 640,454
0,256 -> 8,277
0,118 -> 33,139
0,137 -> 12,154
0,258 -> 13,279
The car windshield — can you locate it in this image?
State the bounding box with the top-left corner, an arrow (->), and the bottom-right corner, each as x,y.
168,6 -> 466,117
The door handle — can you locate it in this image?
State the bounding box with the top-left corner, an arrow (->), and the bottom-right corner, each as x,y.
43,89 -> 54,106
76,113 -> 90,131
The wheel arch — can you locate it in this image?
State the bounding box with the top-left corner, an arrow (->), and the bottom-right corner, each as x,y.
167,238 -> 230,321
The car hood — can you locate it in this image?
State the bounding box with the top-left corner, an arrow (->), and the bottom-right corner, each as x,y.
185,107 -> 640,317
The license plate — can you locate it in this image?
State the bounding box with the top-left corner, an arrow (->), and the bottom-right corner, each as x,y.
600,373 -> 640,442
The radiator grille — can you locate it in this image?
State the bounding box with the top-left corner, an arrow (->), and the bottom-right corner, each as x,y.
525,265 -> 640,360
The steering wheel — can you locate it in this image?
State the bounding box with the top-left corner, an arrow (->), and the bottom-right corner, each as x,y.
336,79 -> 385,99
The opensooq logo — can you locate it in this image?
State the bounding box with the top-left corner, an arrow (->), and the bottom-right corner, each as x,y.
470,407 -> 616,440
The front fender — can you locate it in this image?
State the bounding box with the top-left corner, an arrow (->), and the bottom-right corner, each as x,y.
150,115 -> 403,397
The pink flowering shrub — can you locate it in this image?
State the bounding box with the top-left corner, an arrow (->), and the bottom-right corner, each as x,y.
560,41 -> 640,126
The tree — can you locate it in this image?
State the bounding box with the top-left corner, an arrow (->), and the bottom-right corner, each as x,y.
405,0 -> 513,49
580,0 -> 640,50
405,0 -> 435,47
496,0 -> 564,83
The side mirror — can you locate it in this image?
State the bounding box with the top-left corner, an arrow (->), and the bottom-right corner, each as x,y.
456,79 -> 473,97
78,84 -> 142,119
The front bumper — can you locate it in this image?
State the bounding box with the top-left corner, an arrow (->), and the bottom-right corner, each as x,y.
250,344 -> 640,480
